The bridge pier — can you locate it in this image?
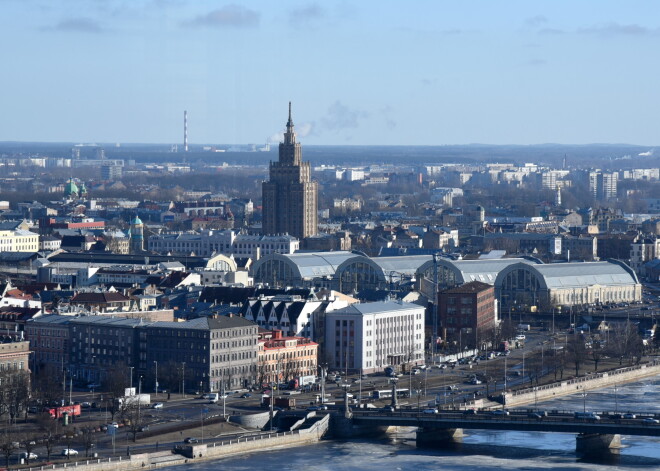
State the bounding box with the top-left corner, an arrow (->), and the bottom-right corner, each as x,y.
416,427 -> 464,448
575,433 -> 621,456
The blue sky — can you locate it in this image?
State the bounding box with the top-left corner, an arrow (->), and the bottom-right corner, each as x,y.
1,0 -> 658,146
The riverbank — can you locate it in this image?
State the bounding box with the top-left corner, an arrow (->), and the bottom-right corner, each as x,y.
14,415 -> 329,471
502,359 -> 660,408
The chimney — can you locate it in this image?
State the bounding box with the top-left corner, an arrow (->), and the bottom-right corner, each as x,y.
272,329 -> 283,339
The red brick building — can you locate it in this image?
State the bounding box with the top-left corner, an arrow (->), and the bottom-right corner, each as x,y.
438,281 -> 496,350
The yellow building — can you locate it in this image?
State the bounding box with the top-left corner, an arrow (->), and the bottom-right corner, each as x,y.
0,229 -> 39,252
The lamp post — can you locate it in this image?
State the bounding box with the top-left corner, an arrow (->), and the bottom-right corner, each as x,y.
181,362 -> 186,398
154,361 -> 158,396
128,366 -> 134,391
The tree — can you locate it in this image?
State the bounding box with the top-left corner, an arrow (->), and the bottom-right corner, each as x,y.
37,411 -> 60,461
32,364 -> 63,408
81,427 -> 96,457
120,402 -> 148,443
566,335 -> 588,377
0,430 -> 18,468
607,322 -> 644,366
101,363 -> 130,421
21,432 -> 39,464
590,341 -> 604,372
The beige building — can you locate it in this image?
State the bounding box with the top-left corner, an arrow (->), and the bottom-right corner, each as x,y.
0,339 -> 31,373
0,229 -> 39,252
262,103 -> 318,240
257,329 -> 318,385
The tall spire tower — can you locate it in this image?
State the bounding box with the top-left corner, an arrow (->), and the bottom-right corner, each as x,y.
183,110 -> 189,153
262,103 -> 318,240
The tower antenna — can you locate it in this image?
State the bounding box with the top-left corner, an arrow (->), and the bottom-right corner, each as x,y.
184,110 -> 189,153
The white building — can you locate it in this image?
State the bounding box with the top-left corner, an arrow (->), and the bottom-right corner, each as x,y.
148,230 -> 299,258
325,301 -> 425,374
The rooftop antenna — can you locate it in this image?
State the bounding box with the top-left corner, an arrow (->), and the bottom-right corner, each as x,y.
183,110 -> 189,154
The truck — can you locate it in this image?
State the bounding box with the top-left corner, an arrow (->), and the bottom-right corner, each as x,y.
44,405 -> 81,419
288,375 -> 316,390
117,394 -> 151,407
207,393 -> 219,403
261,396 -> 296,409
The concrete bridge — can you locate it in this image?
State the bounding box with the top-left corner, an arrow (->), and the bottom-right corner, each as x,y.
348,409 -> 660,455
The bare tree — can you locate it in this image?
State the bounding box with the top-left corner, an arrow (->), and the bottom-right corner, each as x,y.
566,335 -> 588,377
19,432 -> 39,464
607,322 -> 644,366
37,412 -> 60,461
81,427 -> 96,457
119,401 -> 148,443
32,364 -> 63,408
101,363 -> 130,421
0,430 -> 18,468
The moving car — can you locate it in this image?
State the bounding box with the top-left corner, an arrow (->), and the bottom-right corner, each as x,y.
152,402 -> 164,409
20,452 -> 38,460
643,418 -> 660,424
183,437 -> 199,444
61,449 -> 78,456
422,408 -> 438,414
240,393 -> 252,398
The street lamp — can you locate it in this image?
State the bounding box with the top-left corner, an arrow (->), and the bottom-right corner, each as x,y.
128,366 -> 134,390
181,362 -> 186,398
154,361 -> 158,395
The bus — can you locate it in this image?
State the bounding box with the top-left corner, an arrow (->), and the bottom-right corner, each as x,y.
372,389 -> 410,400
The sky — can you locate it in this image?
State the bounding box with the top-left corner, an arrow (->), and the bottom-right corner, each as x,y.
0,0 -> 659,146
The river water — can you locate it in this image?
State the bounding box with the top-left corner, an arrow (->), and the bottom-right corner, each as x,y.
164,375 -> 660,470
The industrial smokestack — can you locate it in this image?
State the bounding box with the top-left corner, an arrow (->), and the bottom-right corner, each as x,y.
184,110 -> 188,152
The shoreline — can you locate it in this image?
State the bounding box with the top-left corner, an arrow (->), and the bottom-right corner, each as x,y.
503,360 -> 660,408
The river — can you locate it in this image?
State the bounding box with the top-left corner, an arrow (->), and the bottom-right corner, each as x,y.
161,375 -> 660,470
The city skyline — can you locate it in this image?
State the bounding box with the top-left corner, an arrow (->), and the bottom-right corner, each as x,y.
1,1 -> 659,146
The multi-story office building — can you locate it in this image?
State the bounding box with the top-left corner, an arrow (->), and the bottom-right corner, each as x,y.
145,315 -> 258,393
325,301 -> 425,374
68,316 -> 149,384
262,103 -> 318,240
25,314 -> 71,374
438,281 -> 496,349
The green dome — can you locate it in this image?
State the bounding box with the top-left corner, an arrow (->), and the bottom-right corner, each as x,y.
64,179 -> 79,197
131,216 -> 143,225
79,183 -> 87,194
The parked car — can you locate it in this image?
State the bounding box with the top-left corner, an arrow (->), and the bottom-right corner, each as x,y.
240,393 -> 252,398
183,437 -> 199,444
61,449 -> 78,456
